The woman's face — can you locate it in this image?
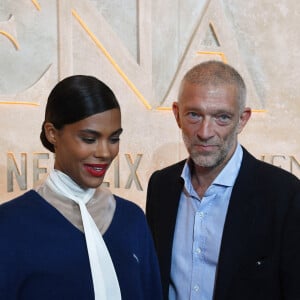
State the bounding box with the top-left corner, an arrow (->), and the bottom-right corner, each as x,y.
46,108 -> 122,189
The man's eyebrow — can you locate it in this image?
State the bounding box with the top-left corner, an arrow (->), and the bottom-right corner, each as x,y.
185,106 -> 234,115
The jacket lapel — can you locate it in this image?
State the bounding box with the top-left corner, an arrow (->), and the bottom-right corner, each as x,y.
213,149 -> 260,300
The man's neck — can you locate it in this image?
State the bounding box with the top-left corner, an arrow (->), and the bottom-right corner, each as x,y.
189,152 -> 234,198
190,164 -> 222,198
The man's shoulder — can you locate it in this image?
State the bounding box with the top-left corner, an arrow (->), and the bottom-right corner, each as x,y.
151,160 -> 186,177
147,160 -> 186,188
241,148 -> 300,188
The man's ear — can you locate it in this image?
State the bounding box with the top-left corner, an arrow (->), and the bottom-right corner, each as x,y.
237,107 -> 251,134
44,122 -> 58,145
172,102 -> 181,129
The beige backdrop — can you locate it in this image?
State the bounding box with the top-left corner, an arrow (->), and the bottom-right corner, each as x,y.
0,0 -> 299,208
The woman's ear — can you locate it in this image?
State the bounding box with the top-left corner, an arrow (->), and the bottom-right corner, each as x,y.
44,122 -> 57,145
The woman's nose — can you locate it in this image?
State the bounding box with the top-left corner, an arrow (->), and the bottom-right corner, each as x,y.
94,140 -> 110,158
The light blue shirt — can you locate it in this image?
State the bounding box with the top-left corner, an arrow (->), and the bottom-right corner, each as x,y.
169,145 -> 243,300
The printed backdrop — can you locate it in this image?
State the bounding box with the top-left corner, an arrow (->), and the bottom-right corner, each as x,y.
0,0 -> 299,208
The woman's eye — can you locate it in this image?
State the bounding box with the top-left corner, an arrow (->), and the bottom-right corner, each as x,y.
110,136 -> 120,144
81,137 -> 96,144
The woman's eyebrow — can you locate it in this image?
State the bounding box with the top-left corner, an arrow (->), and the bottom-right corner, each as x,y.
79,128 -> 123,136
112,128 -> 123,135
79,129 -> 100,136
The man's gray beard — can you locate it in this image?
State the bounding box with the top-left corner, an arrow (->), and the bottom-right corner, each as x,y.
189,149 -> 227,169
182,133 -> 228,169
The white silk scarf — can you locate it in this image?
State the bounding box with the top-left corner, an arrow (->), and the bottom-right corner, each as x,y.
46,169 -> 121,300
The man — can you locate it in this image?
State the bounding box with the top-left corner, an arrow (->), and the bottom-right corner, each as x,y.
146,60 -> 300,300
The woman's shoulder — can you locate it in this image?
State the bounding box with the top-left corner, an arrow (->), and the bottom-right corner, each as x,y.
0,190 -> 39,210
0,190 -> 48,225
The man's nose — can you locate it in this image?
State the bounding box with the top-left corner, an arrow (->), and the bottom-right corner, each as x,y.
196,118 -> 214,140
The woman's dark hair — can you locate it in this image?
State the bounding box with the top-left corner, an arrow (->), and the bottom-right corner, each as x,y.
40,75 -> 120,152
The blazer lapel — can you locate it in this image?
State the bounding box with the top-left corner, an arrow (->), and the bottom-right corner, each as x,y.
213,150 -> 260,300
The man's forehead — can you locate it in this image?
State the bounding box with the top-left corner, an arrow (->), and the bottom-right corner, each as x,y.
179,82 -> 237,98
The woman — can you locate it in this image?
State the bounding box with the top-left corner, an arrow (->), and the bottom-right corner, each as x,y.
0,75 -> 162,300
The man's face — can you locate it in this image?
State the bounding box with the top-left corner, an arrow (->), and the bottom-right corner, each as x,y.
173,81 -> 250,171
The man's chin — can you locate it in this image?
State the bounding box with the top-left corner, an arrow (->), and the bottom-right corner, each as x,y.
191,156 -> 217,168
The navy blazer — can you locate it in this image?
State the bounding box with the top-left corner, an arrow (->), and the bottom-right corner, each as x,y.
146,148 -> 300,300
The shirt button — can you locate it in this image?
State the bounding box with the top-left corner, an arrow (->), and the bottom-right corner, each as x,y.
195,248 -> 202,254
196,211 -> 204,218
193,285 -> 200,292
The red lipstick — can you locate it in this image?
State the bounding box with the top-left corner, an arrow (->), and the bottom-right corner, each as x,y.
84,164 -> 108,177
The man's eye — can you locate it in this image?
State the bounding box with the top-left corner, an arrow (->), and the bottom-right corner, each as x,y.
188,112 -> 198,118
186,112 -> 201,120
216,114 -> 231,124
186,112 -> 201,123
